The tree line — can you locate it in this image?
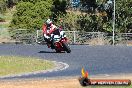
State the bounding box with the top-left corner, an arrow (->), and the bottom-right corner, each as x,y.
0,0 -> 131,33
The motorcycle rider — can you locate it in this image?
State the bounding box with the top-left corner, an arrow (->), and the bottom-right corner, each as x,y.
42,19 -> 57,48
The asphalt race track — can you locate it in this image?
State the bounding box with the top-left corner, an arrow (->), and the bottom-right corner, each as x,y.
0,44 -> 132,79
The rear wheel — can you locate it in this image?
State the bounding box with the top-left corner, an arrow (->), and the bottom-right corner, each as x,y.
62,42 -> 71,53
54,43 -> 61,53
55,49 -> 61,53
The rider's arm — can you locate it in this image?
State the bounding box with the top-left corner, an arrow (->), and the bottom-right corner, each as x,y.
48,25 -> 57,35
42,24 -> 47,34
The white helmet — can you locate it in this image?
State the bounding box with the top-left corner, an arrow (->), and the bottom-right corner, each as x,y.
46,19 -> 52,25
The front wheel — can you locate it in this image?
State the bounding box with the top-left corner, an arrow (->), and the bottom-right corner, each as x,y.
62,42 -> 71,53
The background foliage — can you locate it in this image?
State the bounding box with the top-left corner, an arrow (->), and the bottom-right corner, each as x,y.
0,0 -> 131,34
9,0 -> 53,32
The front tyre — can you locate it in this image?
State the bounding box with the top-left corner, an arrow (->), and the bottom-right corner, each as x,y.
62,42 -> 71,53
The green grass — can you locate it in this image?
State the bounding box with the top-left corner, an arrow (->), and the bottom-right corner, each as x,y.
0,56 -> 54,76
0,29 -> 10,38
0,8 -> 14,29
0,24 -> 10,28
2,8 -> 15,21
0,8 -> 15,40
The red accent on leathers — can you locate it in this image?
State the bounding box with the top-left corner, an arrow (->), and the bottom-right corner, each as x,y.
42,24 -> 47,34
42,24 -> 56,35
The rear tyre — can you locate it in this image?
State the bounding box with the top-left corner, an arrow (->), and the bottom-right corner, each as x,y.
62,42 -> 71,53
55,49 -> 61,53
54,43 -> 61,53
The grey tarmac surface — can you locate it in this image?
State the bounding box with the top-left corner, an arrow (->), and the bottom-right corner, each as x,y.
0,44 -> 132,80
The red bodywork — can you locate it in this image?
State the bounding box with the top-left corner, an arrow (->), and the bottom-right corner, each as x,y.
54,37 -> 68,52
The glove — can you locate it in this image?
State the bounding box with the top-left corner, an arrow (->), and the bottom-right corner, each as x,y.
46,33 -> 50,36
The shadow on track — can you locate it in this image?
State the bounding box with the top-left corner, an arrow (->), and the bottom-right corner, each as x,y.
38,51 -> 65,53
38,51 -> 56,53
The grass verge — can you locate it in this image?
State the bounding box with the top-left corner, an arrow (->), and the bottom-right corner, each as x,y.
0,23 -> 10,28
0,56 -> 54,76
0,29 -> 10,38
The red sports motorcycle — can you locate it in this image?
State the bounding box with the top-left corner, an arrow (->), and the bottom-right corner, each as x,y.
48,28 -> 71,53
